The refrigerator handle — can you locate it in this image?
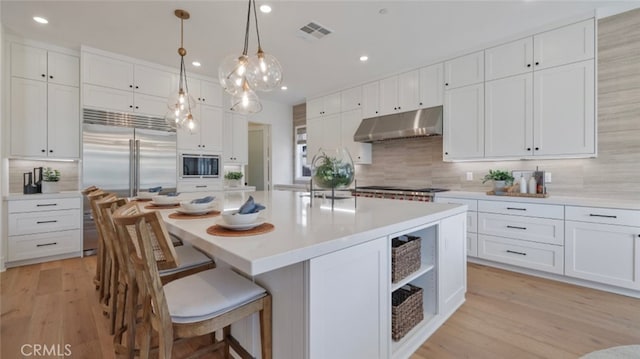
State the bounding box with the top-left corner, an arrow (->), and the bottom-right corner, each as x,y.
129,139 -> 135,198
135,139 -> 141,195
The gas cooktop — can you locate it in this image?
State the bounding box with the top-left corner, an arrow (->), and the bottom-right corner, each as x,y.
355,186 -> 449,193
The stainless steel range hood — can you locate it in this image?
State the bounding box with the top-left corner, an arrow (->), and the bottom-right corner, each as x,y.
353,106 -> 443,143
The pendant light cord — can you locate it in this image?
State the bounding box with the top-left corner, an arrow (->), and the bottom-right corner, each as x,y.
243,0 -> 252,55
252,0 -> 263,51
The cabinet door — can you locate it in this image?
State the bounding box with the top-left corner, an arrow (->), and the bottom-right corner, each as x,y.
48,84 -> 80,159
199,80 -> 223,107
47,51 -> 80,87
134,93 -> 169,118
444,51 -> 484,89
306,97 -> 323,119
10,78 -> 48,157
83,52 -> 134,91
341,109 -> 372,164
485,37 -> 533,81
565,221 -> 640,290
443,83 -> 485,160
533,60 -> 595,156
340,86 -> 362,112
305,117 -> 323,166
398,69 -> 420,113
323,92 -> 342,116
361,81 -> 380,119
534,19 -> 595,70
485,73 -> 533,158
83,84 -> 134,113
230,113 -> 248,163
11,43 -> 47,81
379,76 -> 399,116
177,110 -> 202,151
134,64 -> 175,98
308,237 -> 388,359
200,105 -> 224,152
419,63 -> 444,108
439,213 -> 467,313
467,232 -> 478,257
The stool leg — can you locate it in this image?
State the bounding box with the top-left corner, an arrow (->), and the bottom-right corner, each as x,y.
223,326 -> 231,359
259,295 -> 273,359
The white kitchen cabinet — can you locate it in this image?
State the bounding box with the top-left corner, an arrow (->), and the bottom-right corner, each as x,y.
478,212 -> 564,246
484,73 -> 533,158
478,234 -> 565,275
306,92 -> 341,119
485,37 -> 533,81
11,43 -> 79,86
305,114 -> 342,165
10,46 -> 80,159
177,105 -> 223,152
188,77 -> 223,108
308,236 -> 389,359
533,60 -> 595,156
7,196 -> 82,266
379,70 -> 421,116
439,213 -> 467,314
223,111 -> 249,163
362,81 -> 380,119
533,19 -> 595,71
419,63 -> 444,109
340,86 -> 362,112
83,51 -> 134,91
133,64 -> 176,98
379,76 -> 400,116
444,51 -> 484,90
341,109 -> 372,164
435,197 -> 478,257
443,83 -> 484,160
83,84 -> 168,118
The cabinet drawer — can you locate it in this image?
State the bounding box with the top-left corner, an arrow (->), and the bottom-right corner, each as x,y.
478,234 -> 564,274
435,197 -> 477,211
467,232 -> 478,257
177,181 -> 223,193
8,209 -> 81,235
565,206 -> 640,227
8,197 -> 81,213
478,200 -> 563,219
478,212 -> 564,245
8,229 -> 81,262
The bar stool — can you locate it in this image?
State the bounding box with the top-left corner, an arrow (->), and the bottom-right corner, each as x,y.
86,189 -> 113,307
112,202 -> 272,359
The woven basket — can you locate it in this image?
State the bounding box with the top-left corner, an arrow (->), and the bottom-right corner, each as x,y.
391,235 -> 421,283
392,284 -> 424,341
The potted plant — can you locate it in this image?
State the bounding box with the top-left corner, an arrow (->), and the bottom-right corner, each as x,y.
42,167 -> 61,193
311,148 -> 355,189
225,171 -> 244,187
482,169 -> 514,193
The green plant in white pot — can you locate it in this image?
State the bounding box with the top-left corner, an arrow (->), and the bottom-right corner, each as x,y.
42,167 -> 61,193
482,169 -> 514,193
225,171 -> 243,187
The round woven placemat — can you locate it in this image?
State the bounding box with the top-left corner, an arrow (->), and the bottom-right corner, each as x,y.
144,203 -> 180,210
206,223 -> 275,237
168,210 -> 220,220
132,198 -> 152,202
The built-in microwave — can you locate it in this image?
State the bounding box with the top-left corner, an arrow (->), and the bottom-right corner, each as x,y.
179,153 -> 220,178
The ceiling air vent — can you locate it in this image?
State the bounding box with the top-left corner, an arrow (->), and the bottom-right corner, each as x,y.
298,21 -> 332,40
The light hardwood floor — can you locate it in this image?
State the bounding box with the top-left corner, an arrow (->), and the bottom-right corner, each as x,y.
2,258 -> 638,358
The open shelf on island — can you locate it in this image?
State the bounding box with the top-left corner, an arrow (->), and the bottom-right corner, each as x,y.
391,262 -> 435,292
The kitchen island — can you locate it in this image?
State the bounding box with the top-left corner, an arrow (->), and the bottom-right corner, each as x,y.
160,190 -> 467,359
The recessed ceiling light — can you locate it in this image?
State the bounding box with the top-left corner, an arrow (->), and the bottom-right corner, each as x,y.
192,61 -> 201,67
260,5 -> 272,13
281,86 -> 288,90
378,8 -> 388,15
33,16 -> 48,24
360,55 -> 369,62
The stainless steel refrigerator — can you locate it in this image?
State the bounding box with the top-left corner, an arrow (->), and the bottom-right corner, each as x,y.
82,114 -> 177,253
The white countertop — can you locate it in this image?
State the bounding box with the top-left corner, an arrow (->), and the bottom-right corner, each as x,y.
3,191 -> 82,201
160,191 -> 466,276
436,191 -> 640,210
223,186 -> 256,192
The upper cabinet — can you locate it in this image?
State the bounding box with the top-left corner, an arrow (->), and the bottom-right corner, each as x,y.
341,109 -> 372,164
533,19 -> 595,71
485,37 -> 533,81
177,105 -> 223,152
361,82 -> 380,119
444,51 -> 484,90
443,83 -> 485,160
340,86 -> 362,112
10,42 -> 80,159
306,92 -> 341,119
419,63 -> 444,109
379,70 -> 420,116
188,77 -> 223,108
223,112 -> 249,164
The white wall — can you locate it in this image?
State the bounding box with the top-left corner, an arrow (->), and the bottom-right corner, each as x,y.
248,99 -> 293,187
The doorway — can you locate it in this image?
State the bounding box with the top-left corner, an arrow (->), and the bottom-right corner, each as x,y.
247,123 -> 271,191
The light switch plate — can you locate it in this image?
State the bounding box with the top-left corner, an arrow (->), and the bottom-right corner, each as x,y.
466,172 -> 473,181
545,172 -> 552,183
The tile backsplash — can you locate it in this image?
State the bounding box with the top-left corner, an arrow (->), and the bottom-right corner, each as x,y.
8,160 -> 80,194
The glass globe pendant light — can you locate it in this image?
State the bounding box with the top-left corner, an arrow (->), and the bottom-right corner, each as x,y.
218,0 -> 254,96
230,78 -> 263,114
166,9 -> 196,130
246,0 -> 283,92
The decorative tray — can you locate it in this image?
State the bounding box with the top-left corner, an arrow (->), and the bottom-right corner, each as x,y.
486,191 -> 549,198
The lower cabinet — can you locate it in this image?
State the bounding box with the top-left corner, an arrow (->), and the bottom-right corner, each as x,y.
565,221 -> 640,290
478,234 -> 564,275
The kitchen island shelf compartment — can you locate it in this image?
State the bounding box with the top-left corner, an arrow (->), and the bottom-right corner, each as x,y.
391,235 -> 421,283
391,263 -> 435,292
391,284 -> 424,341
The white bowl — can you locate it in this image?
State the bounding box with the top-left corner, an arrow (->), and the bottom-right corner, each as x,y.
221,211 -> 259,225
180,200 -> 215,212
137,191 -> 157,199
152,195 -> 179,205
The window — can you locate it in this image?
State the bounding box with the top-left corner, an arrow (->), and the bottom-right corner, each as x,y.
295,125 -> 311,181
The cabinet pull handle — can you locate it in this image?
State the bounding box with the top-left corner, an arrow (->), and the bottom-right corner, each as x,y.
506,250 -> 527,256
527,64 -> 531,68
589,214 -> 617,219
37,203 -> 58,207
37,220 -> 58,224
37,242 -> 57,247
535,147 -> 540,151
49,150 -> 53,153
535,62 -> 540,66
41,149 -> 46,152
506,207 -> 527,211
527,147 -> 531,151
49,75 -> 53,79
41,74 -> 46,78
129,85 -> 133,88
507,225 -> 527,230
195,185 -> 207,188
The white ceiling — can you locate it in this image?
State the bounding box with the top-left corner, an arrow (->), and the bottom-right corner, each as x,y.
2,1 -> 637,106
